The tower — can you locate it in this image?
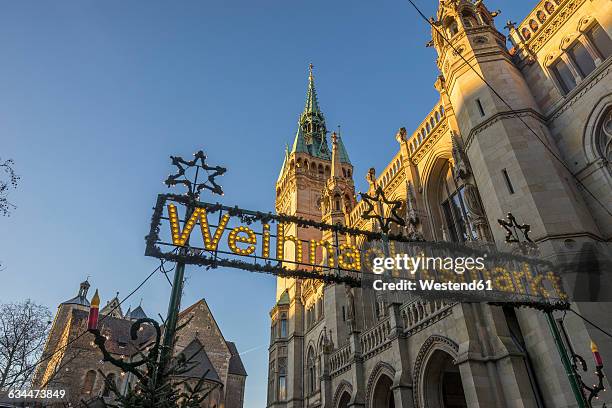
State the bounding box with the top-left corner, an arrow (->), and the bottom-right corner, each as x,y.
431,0 -> 600,266
269,66 -> 355,407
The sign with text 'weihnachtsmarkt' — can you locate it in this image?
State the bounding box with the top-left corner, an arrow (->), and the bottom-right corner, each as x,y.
145,193 -> 568,307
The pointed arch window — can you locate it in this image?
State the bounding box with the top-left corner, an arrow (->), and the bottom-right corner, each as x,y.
278,358 -> 287,400
462,10 -> 478,28
438,163 -> 477,242
600,109 -> 612,167
82,370 -> 97,395
307,347 -> 317,394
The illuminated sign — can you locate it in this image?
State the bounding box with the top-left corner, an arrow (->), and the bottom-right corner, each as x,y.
145,194 -> 568,306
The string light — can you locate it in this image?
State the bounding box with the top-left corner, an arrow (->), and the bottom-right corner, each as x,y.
546,271 -> 568,300
228,226 -> 257,255
276,224 -> 302,262
338,243 -> 361,271
262,223 -> 270,258
309,240 -> 335,268
198,209 -> 230,251
167,204 -> 203,246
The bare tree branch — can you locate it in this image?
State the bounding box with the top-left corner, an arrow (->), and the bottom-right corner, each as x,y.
0,158 -> 19,217
0,300 -> 51,389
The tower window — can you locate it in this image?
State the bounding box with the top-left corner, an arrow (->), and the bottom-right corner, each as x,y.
551,59 -> 577,94
280,314 -> 287,338
502,168 -> 515,194
82,370 -> 97,395
476,99 -> 486,117
568,41 -> 596,77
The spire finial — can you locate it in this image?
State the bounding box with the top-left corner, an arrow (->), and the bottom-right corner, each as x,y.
309,63 -> 314,77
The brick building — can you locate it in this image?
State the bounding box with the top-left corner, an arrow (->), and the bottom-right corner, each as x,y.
33,281 -> 246,407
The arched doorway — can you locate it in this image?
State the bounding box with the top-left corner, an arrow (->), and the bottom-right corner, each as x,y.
337,391 -> 351,408
371,374 -> 395,408
423,350 -> 467,408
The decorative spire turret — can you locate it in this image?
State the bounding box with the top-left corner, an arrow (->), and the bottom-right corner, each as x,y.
304,64 -> 321,116
331,132 -> 342,179
290,64 -> 331,160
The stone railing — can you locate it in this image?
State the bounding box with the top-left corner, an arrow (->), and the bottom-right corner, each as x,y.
360,317 -> 392,359
400,299 -> 454,335
329,343 -> 352,376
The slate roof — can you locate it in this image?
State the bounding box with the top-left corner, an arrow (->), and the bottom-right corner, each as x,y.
226,341 -> 247,377
175,339 -> 222,383
127,306 -> 148,320
61,294 -> 90,307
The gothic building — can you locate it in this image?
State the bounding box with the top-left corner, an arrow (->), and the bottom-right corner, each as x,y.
33,281 -> 247,407
268,0 -> 612,407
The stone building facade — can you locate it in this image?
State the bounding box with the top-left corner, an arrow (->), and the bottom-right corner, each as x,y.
33,281 -> 246,407
267,0 -> 612,407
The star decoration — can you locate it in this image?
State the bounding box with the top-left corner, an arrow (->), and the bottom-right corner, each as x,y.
164,150 -> 226,198
497,212 -> 533,244
359,186 -> 405,234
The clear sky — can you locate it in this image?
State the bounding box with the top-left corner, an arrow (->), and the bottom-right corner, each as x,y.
0,1 -> 534,405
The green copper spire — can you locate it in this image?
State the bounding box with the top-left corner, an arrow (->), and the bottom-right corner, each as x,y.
290,64 -> 331,160
304,63 -> 321,115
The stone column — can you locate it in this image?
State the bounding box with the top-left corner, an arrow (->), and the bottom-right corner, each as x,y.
388,303 -> 415,408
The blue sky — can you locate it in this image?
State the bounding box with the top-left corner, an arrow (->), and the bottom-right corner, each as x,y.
0,1 -> 534,405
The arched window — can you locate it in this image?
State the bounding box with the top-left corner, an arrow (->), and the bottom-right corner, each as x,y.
334,195 -> 341,211
568,40 -> 596,77
586,22 -> 612,60
430,117 -> 435,128
280,313 -> 287,338
318,163 -> 324,176
599,110 -> 612,166
278,358 -> 287,400
435,111 -> 441,122
544,1 -> 555,14
522,28 -> 532,40
537,10 -> 547,23
426,123 -> 431,133
529,20 -> 539,32
82,370 -> 97,395
446,18 -> 459,37
462,10 -> 478,28
307,347 -> 317,393
102,373 -> 116,397
438,162 -> 477,242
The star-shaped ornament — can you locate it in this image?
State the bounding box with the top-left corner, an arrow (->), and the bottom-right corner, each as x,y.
359,186 -> 405,234
164,150 -> 226,198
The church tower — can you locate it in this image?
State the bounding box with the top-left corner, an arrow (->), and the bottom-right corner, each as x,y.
431,0 -> 599,263
269,66 -> 355,407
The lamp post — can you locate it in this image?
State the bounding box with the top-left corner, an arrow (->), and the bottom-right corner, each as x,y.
158,151 -> 226,380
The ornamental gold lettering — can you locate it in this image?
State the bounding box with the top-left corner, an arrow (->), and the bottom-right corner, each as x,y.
262,223 -> 270,258
228,226 -> 257,255
309,240 -> 335,268
168,204 -> 204,246
198,209 -> 230,251
338,243 -> 361,271
276,223 -> 302,262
